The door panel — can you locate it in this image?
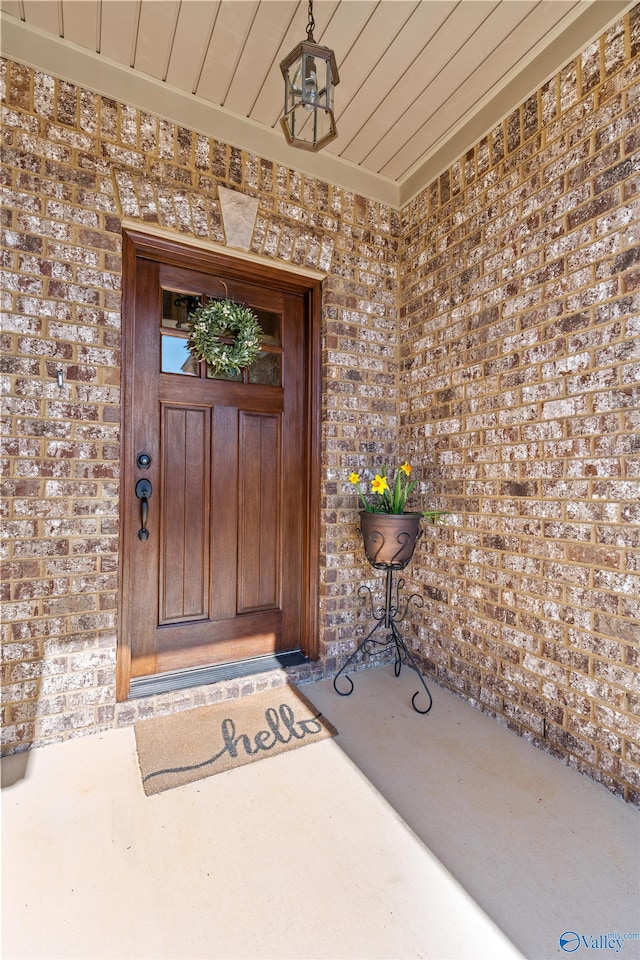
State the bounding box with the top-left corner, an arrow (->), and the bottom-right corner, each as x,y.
118,233 -> 319,697
238,411 -> 282,614
160,404 -> 211,624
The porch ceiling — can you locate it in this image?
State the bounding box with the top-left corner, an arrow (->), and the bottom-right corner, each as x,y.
0,0 -> 634,206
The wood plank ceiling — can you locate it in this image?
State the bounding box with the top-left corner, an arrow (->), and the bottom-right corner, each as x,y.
0,0 -> 634,205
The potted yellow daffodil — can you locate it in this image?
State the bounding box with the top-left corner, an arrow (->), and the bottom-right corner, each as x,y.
349,463 -> 446,567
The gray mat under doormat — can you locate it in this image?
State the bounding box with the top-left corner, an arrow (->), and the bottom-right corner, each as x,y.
134,684 -> 338,795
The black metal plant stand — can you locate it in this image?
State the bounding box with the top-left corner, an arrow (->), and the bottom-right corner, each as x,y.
333,529 -> 434,714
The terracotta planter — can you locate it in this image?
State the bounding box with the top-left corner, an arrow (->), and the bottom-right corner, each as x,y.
359,511 -> 422,567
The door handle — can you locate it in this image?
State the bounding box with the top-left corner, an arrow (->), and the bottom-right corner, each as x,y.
135,478 -> 152,541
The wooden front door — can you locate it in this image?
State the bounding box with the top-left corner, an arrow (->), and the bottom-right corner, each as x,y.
117,231 -> 320,700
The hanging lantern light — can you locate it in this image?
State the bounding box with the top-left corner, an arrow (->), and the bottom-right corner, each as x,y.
280,0 -> 339,152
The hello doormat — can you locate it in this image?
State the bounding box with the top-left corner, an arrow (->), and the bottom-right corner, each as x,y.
134,685 -> 337,796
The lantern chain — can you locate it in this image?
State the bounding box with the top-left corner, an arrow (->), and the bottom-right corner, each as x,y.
306,0 -> 315,41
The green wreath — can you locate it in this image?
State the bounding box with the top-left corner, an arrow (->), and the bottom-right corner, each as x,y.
187,298 -> 263,378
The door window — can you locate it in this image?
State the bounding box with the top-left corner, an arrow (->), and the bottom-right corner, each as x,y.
160,289 -> 283,385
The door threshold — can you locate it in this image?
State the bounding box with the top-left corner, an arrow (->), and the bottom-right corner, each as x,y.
128,652 -> 310,699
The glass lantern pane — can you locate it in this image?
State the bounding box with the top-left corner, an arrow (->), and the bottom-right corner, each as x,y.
284,66 -> 296,112
323,59 -> 332,107
302,53 -> 316,105
285,102 -> 335,148
161,335 -> 199,375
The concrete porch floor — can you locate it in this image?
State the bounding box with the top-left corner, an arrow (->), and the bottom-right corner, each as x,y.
2,665 -> 638,960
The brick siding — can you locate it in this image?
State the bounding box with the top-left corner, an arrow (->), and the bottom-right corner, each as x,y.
1,7 -> 639,803
399,10 -> 640,803
0,55 -> 400,748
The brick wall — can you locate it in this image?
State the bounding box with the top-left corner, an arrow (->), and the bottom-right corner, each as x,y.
1,6 -> 639,803
0,56 -> 400,746
399,9 -> 640,803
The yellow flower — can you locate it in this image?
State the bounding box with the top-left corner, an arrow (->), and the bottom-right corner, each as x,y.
371,474 -> 389,495
349,472 -> 361,485
400,462 -> 411,476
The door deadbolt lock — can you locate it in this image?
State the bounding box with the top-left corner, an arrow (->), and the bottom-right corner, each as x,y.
137,452 -> 151,469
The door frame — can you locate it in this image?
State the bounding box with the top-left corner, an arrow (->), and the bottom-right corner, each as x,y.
116,228 -> 322,701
